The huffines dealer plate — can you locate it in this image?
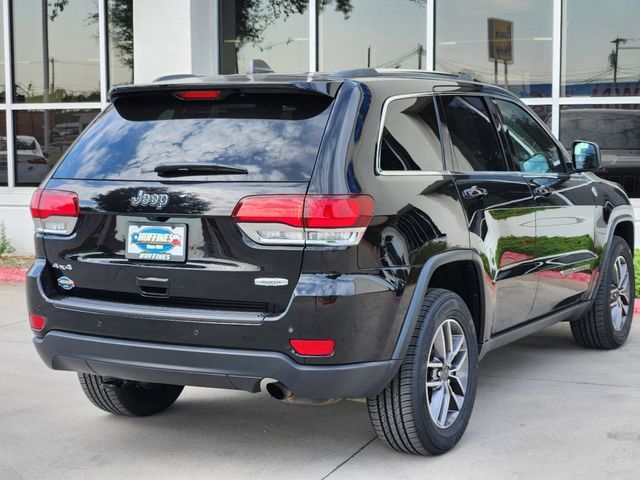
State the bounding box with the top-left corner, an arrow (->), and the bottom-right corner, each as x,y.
125,223 -> 187,262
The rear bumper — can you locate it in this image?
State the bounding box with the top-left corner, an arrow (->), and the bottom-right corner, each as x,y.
34,331 -> 400,399
27,259 -> 408,365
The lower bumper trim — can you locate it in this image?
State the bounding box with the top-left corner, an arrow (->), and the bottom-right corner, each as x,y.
34,331 -> 400,399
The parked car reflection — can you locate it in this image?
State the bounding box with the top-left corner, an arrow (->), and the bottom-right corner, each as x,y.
0,135 -> 50,184
560,107 -> 640,197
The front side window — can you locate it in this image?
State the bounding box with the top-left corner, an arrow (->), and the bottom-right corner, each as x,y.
494,99 -> 563,174
379,96 -> 443,172
441,95 -> 507,172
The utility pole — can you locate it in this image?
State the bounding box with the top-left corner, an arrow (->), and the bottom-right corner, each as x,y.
610,37 -> 627,86
417,44 -> 423,69
367,46 -> 371,68
50,57 -> 55,94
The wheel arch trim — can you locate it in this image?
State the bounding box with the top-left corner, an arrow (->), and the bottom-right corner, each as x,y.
391,249 -> 488,361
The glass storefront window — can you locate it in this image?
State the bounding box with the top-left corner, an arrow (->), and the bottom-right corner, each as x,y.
108,0 -> 134,87
0,112 -> 7,186
219,0 -> 309,74
14,110 -> 99,186
319,0 -> 426,71
560,105 -> 640,197
562,0 -> 640,97
0,5 -> 4,103
435,0 -> 553,98
13,0 -> 100,103
529,105 -> 552,125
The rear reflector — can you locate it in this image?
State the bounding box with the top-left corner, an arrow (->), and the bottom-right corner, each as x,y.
174,90 -> 222,100
232,194 -> 374,246
290,339 -> 335,356
30,189 -> 79,235
29,314 -> 45,331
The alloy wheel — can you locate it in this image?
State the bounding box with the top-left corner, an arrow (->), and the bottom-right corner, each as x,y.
610,255 -> 631,331
426,319 -> 469,429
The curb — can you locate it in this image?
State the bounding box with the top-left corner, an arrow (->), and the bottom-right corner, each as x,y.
0,268 -> 27,283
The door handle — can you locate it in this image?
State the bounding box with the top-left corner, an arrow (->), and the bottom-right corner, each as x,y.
533,185 -> 553,197
462,185 -> 488,200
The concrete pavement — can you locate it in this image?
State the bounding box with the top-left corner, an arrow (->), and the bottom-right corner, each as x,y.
1,282 -> 639,480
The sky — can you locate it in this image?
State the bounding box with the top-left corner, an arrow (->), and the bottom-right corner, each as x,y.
232,0 -> 640,90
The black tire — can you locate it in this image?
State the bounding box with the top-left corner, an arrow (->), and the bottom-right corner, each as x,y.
571,235 -> 634,349
367,288 -> 479,455
78,373 -> 184,416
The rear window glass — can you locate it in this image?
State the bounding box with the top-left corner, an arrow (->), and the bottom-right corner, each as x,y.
53,92 -> 333,182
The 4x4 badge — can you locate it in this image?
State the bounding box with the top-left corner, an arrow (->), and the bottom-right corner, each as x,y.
130,190 -> 169,210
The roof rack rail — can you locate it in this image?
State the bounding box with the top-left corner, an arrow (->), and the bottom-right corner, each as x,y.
376,68 -> 464,78
331,68 -> 471,81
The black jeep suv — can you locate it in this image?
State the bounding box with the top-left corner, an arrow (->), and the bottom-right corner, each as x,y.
27,69 -> 635,455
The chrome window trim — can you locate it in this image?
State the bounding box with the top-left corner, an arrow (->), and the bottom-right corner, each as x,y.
375,92 -> 447,176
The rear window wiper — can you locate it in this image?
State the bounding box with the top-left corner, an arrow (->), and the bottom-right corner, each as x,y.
154,163 -> 248,178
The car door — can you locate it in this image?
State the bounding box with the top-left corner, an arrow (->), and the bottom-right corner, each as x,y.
439,94 -> 538,333
492,98 -> 598,319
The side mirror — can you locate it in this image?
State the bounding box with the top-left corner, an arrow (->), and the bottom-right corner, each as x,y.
572,140 -> 601,171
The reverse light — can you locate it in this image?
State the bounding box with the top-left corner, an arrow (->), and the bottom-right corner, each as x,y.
29,313 -> 46,331
30,189 -> 79,235
174,90 -> 222,100
232,194 -> 374,246
290,339 -> 335,356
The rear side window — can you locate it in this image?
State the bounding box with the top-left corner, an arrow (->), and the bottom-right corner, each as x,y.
378,96 -> 443,172
441,95 -> 507,172
53,92 -> 333,182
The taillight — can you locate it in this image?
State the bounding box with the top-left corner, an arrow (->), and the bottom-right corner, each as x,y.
30,188 -> 79,235
232,194 -> 374,246
27,156 -> 47,165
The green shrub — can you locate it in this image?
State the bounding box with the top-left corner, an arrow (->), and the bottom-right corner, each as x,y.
0,221 -> 15,255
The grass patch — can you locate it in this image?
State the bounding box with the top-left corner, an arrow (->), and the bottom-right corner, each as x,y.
0,255 -> 34,270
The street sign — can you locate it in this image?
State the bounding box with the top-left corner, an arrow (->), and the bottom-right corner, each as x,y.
488,18 -> 513,63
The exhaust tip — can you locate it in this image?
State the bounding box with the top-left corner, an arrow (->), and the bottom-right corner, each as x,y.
266,382 -> 292,401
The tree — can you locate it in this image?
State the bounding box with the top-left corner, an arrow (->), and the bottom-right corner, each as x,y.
231,0 -> 425,48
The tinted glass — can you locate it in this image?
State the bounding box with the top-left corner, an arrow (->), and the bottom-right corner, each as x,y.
0,6 -> 4,103
436,0 -> 553,98
13,0 -> 100,103
441,96 -> 507,172
562,0 -> 640,97
14,110 -> 99,186
379,96 -> 442,172
494,99 -> 563,174
108,0 -> 134,87
560,105 -> 640,197
319,0 -> 427,71
219,0 -> 309,74
54,93 -> 333,182
0,114 -> 8,186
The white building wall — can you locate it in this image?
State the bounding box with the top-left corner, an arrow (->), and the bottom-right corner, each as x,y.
0,189 -> 37,255
133,0 -> 217,83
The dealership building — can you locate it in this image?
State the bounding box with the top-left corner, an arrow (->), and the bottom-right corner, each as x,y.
1,0 -> 639,253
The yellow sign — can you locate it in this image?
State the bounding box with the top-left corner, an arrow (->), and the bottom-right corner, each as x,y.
488,18 -> 513,63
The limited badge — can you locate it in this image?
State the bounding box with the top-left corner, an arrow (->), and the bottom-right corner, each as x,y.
57,276 -> 75,291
